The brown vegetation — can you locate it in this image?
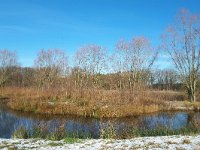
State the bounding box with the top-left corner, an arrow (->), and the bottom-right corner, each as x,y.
1,87 -> 198,118
0,9 -> 200,118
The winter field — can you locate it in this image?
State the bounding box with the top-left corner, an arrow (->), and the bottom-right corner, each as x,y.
0,135 -> 200,150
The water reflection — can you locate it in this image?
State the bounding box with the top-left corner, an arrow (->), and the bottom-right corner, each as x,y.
0,104 -> 199,139
139,113 -> 189,129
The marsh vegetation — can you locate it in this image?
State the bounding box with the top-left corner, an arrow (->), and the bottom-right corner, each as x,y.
0,103 -> 200,139
0,8 -> 200,140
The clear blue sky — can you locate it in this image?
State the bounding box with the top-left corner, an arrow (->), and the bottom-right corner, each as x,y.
0,0 -> 199,67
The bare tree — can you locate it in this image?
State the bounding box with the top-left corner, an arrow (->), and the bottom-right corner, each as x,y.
115,37 -> 157,91
74,44 -> 107,88
34,49 -> 68,90
20,67 -> 36,87
153,69 -> 178,90
0,49 -> 18,87
162,9 -> 200,102
113,39 -> 129,90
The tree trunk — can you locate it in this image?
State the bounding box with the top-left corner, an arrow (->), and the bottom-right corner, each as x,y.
187,86 -> 196,102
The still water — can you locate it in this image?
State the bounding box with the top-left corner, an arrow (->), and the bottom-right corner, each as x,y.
0,104 -> 199,139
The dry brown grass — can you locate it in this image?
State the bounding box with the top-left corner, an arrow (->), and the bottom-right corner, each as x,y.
1,87 -> 197,118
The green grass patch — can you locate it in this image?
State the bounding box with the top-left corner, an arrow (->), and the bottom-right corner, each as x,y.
48,142 -> 63,147
64,137 -> 82,144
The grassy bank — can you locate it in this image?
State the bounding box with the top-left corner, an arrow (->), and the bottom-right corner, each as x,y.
1,87 -> 200,118
12,122 -> 200,140
12,124 -> 86,142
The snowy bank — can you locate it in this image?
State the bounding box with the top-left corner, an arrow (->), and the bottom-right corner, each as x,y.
0,135 -> 200,150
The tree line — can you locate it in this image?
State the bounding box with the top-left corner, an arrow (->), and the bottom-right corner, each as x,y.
0,9 -> 200,102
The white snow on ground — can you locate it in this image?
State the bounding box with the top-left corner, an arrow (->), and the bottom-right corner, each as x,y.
0,135 -> 200,150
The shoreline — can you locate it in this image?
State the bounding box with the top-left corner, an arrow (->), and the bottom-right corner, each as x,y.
0,135 -> 200,150
1,88 -> 200,118
4,99 -> 200,118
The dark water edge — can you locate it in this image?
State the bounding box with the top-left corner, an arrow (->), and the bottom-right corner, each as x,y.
0,103 -> 200,139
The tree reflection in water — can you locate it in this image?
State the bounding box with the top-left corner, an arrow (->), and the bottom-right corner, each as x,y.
0,104 -> 199,139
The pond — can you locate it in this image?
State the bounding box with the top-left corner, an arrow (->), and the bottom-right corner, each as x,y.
0,104 -> 200,139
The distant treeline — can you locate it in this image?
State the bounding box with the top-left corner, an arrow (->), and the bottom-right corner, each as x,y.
0,47 -> 182,90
